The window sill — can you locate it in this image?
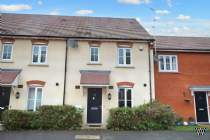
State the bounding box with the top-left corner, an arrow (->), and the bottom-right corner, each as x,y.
115,65 -> 135,69
0,60 -> 14,63
159,71 -> 179,74
28,64 -> 49,67
87,62 -> 102,65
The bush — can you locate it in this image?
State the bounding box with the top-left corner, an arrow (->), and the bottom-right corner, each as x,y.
107,101 -> 176,131
1,105 -> 82,130
1,110 -> 29,130
38,105 -> 82,130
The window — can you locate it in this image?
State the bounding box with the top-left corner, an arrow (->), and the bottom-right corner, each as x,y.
118,88 -> 132,107
118,48 -> 132,66
158,55 -> 178,72
27,87 -> 42,111
2,43 -> 13,61
90,47 -> 99,63
32,45 -> 47,64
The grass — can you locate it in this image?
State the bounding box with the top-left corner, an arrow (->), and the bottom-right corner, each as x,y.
174,125 -> 210,132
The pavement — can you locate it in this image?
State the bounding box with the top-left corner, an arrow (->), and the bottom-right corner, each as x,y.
0,130 -> 209,140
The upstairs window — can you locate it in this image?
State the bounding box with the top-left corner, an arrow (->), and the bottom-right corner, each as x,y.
118,88 -> 132,108
2,43 -> 13,61
32,45 -> 48,64
90,47 -> 99,63
158,55 -> 178,72
118,48 -> 132,66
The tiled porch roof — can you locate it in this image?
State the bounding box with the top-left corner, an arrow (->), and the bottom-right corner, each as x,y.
0,68 -> 21,85
80,70 -> 110,86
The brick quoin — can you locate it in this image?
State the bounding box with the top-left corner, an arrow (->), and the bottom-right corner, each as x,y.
155,52 -> 210,121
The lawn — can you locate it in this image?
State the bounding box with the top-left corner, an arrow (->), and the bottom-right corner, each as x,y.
174,125 -> 210,132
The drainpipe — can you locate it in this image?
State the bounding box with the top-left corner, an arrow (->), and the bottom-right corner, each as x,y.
148,41 -> 154,103
63,39 -> 68,105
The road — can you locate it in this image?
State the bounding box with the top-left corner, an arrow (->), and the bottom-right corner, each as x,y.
0,130 -> 209,140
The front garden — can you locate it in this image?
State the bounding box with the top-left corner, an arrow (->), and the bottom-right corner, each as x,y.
0,102 -> 206,131
1,105 -> 82,130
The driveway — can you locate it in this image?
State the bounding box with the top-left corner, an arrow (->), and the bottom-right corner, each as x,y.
0,130 -> 209,140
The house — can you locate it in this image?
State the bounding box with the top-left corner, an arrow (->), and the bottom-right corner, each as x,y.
0,13 -> 155,128
154,36 -> 210,124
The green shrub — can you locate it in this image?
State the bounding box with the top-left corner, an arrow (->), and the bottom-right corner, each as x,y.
107,101 -> 176,131
38,105 -> 82,130
1,105 -> 82,130
1,110 -> 29,130
107,107 -> 134,130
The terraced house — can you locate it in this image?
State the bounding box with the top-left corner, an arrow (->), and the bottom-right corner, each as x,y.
0,13 -> 155,128
155,36 -> 210,124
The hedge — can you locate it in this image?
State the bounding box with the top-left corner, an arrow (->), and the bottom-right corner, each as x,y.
107,101 -> 176,130
1,105 -> 82,130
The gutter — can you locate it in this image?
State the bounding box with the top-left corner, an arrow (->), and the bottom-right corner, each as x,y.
0,35 -> 154,43
63,39 -> 68,105
148,42 -> 153,103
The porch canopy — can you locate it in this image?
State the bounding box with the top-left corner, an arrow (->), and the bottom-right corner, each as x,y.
80,70 -> 110,87
0,68 -> 21,86
190,86 -> 210,92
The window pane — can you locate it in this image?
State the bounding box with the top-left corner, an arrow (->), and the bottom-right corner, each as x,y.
159,56 -> 164,70
90,47 -> 98,62
40,46 -> 47,63
172,56 -> 177,70
32,46 -> 39,63
127,89 -> 131,100
3,44 -> 12,59
126,49 -> 131,64
118,89 -> 125,100
127,101 -> 132,108
37,88 -> 42,100
28,88 -> 35,99
118,49 -> 124,64
28,100 -> 34,111
36,101 -> 41,110
166,56 -> 170,70
119,101 -> 125,107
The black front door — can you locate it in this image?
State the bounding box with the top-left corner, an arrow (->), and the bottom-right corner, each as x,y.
195,92 -> 209,123
0,87 -> 11,111
87,88 -> 102,124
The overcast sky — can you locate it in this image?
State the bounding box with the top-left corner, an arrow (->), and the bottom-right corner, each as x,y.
1,0 -> 210,37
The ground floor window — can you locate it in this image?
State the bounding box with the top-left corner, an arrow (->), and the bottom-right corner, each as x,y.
118,88 -> 132,107
27,87 -> 42,111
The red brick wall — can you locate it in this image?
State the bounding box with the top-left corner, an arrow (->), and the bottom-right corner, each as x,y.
155,52 -> 210,121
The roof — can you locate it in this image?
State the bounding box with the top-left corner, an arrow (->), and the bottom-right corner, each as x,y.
0,13 -> 152,41
80,70 -> 110,86
0,68 -> 21,85
155,36 -> 210,51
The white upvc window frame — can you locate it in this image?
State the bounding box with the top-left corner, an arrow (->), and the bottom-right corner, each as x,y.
27,86 -> 43,112
32,45 -> 48,64
158,55 -> 178,72
1,43 -> 13,61
118,87 -> 132,108
117,47 -> 132,66
89,46 -> 100,63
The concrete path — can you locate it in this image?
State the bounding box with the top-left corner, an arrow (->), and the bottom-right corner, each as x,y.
0,130 -> 209,140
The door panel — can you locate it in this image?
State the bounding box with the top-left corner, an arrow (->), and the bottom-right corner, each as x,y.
0,87 -> 11,111
87,88 -> 102,124
195,92 -> 209,122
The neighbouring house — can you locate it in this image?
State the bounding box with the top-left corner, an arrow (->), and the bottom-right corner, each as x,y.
0,13 -> 155,128
155,36 -> 210,124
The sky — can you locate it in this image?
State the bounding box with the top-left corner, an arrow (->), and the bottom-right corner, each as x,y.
0,0 -> 210,37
